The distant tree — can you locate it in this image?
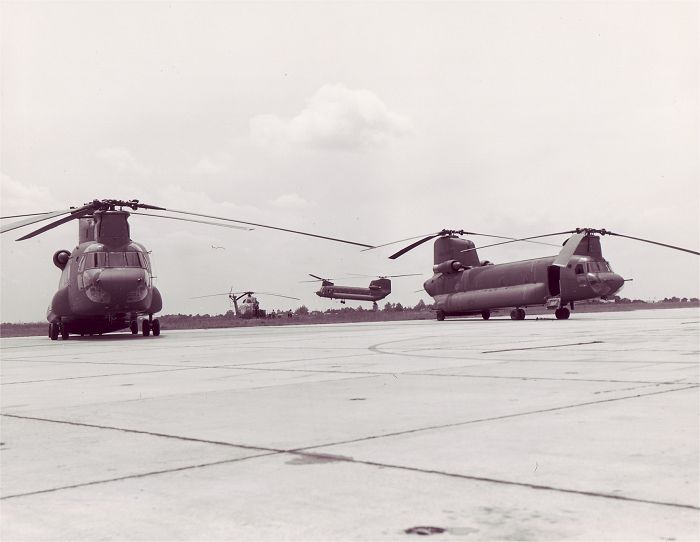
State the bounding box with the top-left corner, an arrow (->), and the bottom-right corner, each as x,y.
357,305 -> 365,312
294,305 -> 309,316
681,297 -> 688,303
394,302 -> 404,311
691,298 -> 699,303
414,299 -> 427,311
383,302 -> 394,311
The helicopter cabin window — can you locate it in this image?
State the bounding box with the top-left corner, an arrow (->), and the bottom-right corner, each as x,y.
574,264 -> 585,275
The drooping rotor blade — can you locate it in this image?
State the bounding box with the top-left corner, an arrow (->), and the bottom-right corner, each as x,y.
552,231 -> 587,267
389,234 -> 443,259
309,274 -> 328,281
131,211 -> 253,231
1,206 -> 91,235
15,206 -> 99,241
381,273 -> 423,278
163,208 -> 373,248
362,233 -> 438,252
605,231 -> 700,256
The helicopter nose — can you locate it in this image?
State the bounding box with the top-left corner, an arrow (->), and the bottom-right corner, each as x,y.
606,273 -> 625,295
95,268 -> 148,301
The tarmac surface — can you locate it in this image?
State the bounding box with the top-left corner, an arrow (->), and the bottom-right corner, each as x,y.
1,308 -> 698,541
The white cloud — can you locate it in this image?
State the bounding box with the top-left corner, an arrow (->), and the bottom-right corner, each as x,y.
191,156 -> 226,176
250,84 -> 413,151
0,173 -> 59,215
96,147 -> 150,177
269,193 -> 310,209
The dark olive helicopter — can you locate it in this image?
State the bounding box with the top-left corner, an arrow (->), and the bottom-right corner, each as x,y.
192,288 -> 299,319
302,273 -> 420,310
377,228 -> 699,321
0,198 -> 372,339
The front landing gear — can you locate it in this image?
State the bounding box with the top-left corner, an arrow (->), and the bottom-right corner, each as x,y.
142,315 -> 161,337
481,310 -> 491,320
49,323 -> 59,340
555,307 -> 570,320
436,310 -> 445,321
510,308 -> 526,320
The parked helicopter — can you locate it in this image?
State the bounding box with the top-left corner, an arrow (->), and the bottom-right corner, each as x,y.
0,198 -> 372,338
302,273 -> 421,310
192,289 -> 299,319
378,228 -> 699,321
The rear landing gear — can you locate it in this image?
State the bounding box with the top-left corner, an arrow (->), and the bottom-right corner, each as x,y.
510,308 -> 526,320
60,323 -> 69,340
436,310 -> 445,321
481,310 -> 491,320
555,307 -> 570,320
130,321 -> 138,334
49,323 -> 59,340
152,319 -> 161,336
142,315 -> 160,337
142,319 -> 151,336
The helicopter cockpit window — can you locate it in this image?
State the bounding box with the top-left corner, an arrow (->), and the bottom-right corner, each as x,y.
574,264 -> 585,275
82,251 -> 147,269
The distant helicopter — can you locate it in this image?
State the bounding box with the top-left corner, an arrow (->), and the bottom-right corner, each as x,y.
302,273 -> 421,310
0,199 -> 372,338
379,228 -> 699,321
192,288 -> 299,319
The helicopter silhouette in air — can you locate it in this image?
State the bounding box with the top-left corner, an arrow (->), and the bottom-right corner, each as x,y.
0,198 -> 372,339
192,288 -> 300,319
378,228 -> 699,321
302,273 -> 421,310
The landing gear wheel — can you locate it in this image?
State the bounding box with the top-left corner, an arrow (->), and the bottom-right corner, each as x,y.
152,319 -> 160,336
142,319 -> 151,336
49,323 -> 59,340
517,308 -> 526,320
130,321 -> 138,334
510,309 -> 526,320
555,307 -> 570,320
436,310 -> 445,321
481,310 -> 491,320
60,324 -> 69,340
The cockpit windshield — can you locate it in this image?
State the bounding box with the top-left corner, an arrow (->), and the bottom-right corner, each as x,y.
587,261 -> 612,273
81,251 -> 146,270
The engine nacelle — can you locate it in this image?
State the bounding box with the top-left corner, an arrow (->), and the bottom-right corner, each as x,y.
53,250 -> 71,270
432,259 -> 465,274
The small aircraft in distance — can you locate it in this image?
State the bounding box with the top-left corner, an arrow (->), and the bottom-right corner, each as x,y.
378,227 -> 699,321
302,273 -> 421,310
0,198 -> 371,339
192,289 -> 300,319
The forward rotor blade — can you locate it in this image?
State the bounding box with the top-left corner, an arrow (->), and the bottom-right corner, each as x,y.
163,209 -> 373,248
308,274 -> 328,281
0,211 -> 57,220
552,231 -> 587,267
389,234 -> 442,259
1,207 -> 89,235
232,291 -> 300,300
382,273 -> 423,278
606,231 -> 700,256
362,233 -> 438,252
15,206 -> 97,241
131,211 -> 253,231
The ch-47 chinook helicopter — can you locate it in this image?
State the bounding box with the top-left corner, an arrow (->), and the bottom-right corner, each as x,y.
377,228 -> 699,321
0,198 -> 372,339
192,288 -> 299,319
302,273 -> 421,310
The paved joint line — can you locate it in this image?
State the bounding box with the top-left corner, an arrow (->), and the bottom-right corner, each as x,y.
481,340 -> 604,354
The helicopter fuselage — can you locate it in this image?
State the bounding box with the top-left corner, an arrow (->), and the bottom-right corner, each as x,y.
48,240 -> 162,334
424,234 -> 624,319
316,278 -> 391,302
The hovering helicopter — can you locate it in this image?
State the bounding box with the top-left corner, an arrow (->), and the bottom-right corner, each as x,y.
192,289 -> 300,319
378,228 -> 699,321
0,198 -> 372,339
302,273 -> 421,310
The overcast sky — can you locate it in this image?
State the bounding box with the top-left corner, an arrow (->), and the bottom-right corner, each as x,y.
1,1 -> 698,322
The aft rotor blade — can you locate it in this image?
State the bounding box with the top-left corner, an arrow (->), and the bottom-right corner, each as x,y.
131,211 -> 253,231
163,208 -> 373,248
0,211 -> 58,220
383,273 -> 423,278
1,206 -> 90,235
552,231 -> 587,267
15,206 -> 97,241
308,274 -> 328,281
363,233 -> 438,252
460,231 -> 575,253
606,231 -> 700,256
